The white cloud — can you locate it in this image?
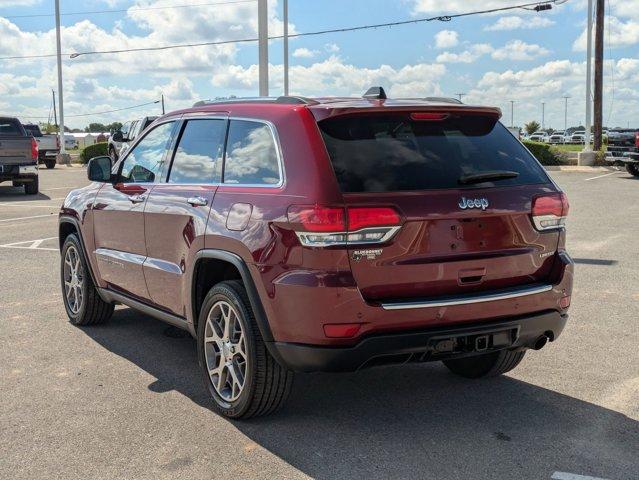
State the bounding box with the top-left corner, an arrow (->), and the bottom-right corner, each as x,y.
292,48 -> 317,58
436,44 -> 493,63
212,56 -> 447,98
491,40 -> 549,61
573,16 -> 639,50
434,30 -> 459,49
484,16 -> 555,31
324,43 -> 340,53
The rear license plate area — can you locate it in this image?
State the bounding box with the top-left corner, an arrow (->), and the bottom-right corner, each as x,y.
429,328 -> 518,355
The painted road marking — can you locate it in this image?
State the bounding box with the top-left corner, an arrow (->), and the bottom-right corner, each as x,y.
552,472 -> 611,480
585,172 -> 620,181
0,214 -> 54,223
0,237 -> 58,252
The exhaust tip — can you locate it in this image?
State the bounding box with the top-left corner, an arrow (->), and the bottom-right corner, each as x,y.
533,335 -> 549,351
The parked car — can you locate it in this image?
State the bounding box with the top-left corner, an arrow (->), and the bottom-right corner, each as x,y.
570,130 -> 586,144
64,134 -> 78,150
23,123 -> 59,169
606,129 -> 639,176
528,131 -> 548,142
548,130 -> 567,144
59,89 -> 573,418
0,116 -> 39,194
107,116 -> 158,162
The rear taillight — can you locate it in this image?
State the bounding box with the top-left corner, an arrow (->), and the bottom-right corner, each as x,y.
30,137 -> 38,160
531,193 -> 569,231
288,205 -> 402,247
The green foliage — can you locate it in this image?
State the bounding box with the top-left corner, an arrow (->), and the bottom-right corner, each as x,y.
79,142 -> 108,164
522,140 -> 562,166
525,121 -> 541,135
85,122 -> 122,133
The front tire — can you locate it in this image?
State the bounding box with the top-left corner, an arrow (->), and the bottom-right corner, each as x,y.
61,234 -> 114,325
197,280 -> 293,419
626,163 -> 639,177
443,350 -> 525,379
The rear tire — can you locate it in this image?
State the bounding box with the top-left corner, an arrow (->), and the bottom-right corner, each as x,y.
443,350 -> 525,379
24,177 -> 38,195
45,159 -> 56,169
626,163 -> 639,177
197,280 -> 293,419
61,234 -> 114,325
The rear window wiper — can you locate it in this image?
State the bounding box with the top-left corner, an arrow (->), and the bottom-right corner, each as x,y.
458,170 -> 519,185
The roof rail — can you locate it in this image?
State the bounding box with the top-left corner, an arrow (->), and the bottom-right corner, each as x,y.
192,96 -> 317,107
423,96 -> 463,104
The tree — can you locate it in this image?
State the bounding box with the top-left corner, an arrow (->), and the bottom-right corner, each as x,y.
106,122 -> 122,133
85,123 -> 108,133
525,121 -> 541,135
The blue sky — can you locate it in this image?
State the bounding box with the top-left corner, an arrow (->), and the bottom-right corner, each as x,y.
0,0 -> 637,129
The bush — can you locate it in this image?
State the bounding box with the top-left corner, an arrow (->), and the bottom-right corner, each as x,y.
79,142 -> 108,164
522,140 -> 562,166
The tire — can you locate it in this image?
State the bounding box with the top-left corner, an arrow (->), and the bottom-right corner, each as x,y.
443,350 -> 526,379
24,177 -> 38,195
61,234 -> 114,325
626,163 -> 639,177
197,280 -> 293,419
45,159 -> 56,169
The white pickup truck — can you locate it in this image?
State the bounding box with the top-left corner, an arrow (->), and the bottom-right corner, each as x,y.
23,124 -> 59,169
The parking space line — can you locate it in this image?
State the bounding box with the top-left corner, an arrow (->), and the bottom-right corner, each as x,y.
0,237 -> 58,252
0,214 -> 54,223
585,172 -> 620,181
552,472 -> 611,480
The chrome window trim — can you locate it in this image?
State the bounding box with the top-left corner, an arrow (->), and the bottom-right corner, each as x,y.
380,284 -> 553,310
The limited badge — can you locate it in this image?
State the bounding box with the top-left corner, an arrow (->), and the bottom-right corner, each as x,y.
352,249 -> 383,261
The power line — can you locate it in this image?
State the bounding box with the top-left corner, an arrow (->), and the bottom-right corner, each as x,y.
0,0 -> 567,61
3,0 -> 256,20
23,100 -> 161,119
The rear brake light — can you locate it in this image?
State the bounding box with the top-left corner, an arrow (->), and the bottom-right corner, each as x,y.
532,193 -> 569,231
410,112 -> 449,121
559,295 -> 571,309
288,205 -> 402,247
30,137 -> 38,160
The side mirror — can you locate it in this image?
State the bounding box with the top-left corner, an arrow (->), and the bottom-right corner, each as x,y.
87,156 -> 113,183
112,131 -> 124,142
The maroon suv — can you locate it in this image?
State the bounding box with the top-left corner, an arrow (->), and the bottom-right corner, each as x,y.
59,88 -> 573,418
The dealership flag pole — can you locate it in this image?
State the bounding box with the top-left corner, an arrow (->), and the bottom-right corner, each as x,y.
54,0 -> 68,162
258,0 -> 269,96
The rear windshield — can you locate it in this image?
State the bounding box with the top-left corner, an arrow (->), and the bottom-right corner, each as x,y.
319,113 -> 549,192
0,119 -> 24,136
24,125 -> 43,137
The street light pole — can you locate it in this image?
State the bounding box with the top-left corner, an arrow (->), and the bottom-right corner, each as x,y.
510,100 -> 515,128
258,0 -> 269,97
563,95 -> 570,131
283,0 -> 289,96
541,102 -> 546,130
54,0 -> 67,159
584,0 -> 594,151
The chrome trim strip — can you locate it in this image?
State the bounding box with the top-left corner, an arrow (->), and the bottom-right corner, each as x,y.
95,248 -> 145,267
143,257 -> 183,275
381,284 -> 553,310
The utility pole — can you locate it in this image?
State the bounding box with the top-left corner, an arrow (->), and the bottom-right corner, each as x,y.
593,0 -> 605,150
455,93 -> 466,102
283,0 -> 289,95
161,94 -> 165,115
541,102 -> 546,130
258,0 -> 269,96
54,0 -> 68,161
510,100 -> 515,128
563,95 -> 570,131
584,0 -> 594,152
52,90 -> 58,128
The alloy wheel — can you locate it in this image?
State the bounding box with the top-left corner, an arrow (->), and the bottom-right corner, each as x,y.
203,301 -> 248,402
63,245 -> 84,314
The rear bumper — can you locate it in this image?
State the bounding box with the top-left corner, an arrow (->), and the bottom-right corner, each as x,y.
0,163 -> 38,181
273,310 -> 567,372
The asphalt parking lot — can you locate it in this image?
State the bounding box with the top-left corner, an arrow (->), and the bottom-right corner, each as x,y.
0,167 -> 637,480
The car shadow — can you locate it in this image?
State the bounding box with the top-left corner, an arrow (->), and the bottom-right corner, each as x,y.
0,186 -> 51,201
573,258 -> 618,266
81,307 -> 638,480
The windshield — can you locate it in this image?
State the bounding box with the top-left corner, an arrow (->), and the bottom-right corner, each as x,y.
319,113 -> 550,192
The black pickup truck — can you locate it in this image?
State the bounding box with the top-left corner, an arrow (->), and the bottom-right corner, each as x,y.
606,129 -> 639,177
0,116 -> 39,194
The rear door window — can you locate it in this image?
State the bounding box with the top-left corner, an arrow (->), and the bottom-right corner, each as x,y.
223,120 -> 281,186
319,113 -> 549,192
168,119 -> 226,184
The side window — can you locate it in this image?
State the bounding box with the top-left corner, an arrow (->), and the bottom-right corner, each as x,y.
120,121 -> 131,138
119,122 -> 175,184
223,120 -> 280,185
129,121 -> 140,140
168,119 -> 226,184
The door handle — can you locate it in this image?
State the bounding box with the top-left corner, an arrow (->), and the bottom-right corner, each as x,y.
129,194 -> 146,203
187,196 -> 208,207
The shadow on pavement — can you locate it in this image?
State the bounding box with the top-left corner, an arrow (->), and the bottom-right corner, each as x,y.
573,258 -> 618,266
0,186 -> 51,201
82,307 -> 639,480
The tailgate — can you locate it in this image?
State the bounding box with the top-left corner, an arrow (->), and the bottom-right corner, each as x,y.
0,137 -> 32,164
